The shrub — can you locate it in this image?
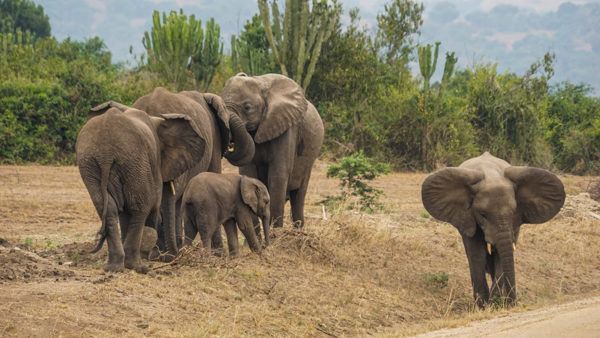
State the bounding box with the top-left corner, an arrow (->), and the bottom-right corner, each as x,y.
323,151 -> 390,213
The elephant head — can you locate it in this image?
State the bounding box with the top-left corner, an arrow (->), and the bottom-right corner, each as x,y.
180,91 -> 255,166
421,162 -> 565,304
221,73 -> 308,143
240,175 -> 271,245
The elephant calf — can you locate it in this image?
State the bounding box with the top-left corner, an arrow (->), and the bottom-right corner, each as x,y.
182,173 -> 270,255
421,152 -> 565,307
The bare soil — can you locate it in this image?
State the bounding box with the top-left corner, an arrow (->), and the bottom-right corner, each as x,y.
0,162 -> 599,337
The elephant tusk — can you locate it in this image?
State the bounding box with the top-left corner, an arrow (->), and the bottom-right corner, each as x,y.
486,243 -> 492,255
170,181 -> 176,196
227,143 -> 235,153
513,243 -> 517,251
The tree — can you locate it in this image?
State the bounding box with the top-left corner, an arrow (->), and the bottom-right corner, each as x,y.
376,0 -> 423,63
143,10 -> 223,91
257,0 -> 341,89
0,0 -> 51,37
231,14 -> 273,75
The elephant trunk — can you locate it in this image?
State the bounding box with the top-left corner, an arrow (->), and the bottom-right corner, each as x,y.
161,183 -> 178,261
224,113 -> 255,166
496,231 -> 517,305
262,209 -> 271,246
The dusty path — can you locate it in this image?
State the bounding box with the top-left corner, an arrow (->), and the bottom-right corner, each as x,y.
416,297 -> 600,338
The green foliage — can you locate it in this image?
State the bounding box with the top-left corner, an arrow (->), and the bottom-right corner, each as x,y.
0,32 -> 152,163
258,0 -> 341,89
231,15 -> 274,75
143,10 -> 223,91
423,271 -> 449,289
376,0 -> 424,63
190,18 -> 224,91
548,83 -> 600,173
0,0 -> 50,37
417,42 -> 440,90
324,152 -> 390,213
464,55 -> 555,166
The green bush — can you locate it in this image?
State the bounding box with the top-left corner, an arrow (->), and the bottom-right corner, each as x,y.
323,152 -> 390,213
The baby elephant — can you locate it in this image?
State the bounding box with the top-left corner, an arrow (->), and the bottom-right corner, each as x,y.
182,173 -> 270,255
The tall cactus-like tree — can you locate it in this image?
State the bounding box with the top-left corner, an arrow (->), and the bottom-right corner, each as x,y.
439,51 -> 458,94
257,0 -> 341,89
143,10 -> 223,91
190,18 -> 223,91
143,10 -> 203,90
417,41 -> 440,91
231,35 -> 270,75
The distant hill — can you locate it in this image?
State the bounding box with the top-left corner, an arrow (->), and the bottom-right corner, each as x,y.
37,0 -> 600,93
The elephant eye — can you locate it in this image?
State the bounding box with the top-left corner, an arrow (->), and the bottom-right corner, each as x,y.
243,103 -> 252,112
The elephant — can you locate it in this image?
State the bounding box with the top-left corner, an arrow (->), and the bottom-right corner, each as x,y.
182,172 -> 270,255
130,88 -> 255,258
76,106 -> 207,273
421,152 -> 566,307
221,73 -> 324,228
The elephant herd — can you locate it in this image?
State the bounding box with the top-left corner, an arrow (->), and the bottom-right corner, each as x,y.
76,73 -> 566,308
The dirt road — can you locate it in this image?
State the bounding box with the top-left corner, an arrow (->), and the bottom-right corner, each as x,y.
416,297 -> 600,337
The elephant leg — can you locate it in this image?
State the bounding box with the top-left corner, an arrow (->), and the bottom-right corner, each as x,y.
267,167 -> 289,228
210,228 -> 224,256
290,175 -> 310,228
224,219 -> 239,256
122,211 -> 149,274
104,196 -> 124,272
237,218 -> 261,253
118,213 -> 130,243
175,197 -> 183,248
183,209 -> 197,247
462,228 -> 490,308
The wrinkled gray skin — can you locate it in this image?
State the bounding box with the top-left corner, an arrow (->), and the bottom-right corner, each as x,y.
421,152 -> 566,307
182,173 -> 270,255
76,107 -> 207,273
222,73 -> 324,228
132,88 -> 255,258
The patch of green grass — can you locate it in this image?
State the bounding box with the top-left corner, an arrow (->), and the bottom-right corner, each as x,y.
423,271 -> 449,289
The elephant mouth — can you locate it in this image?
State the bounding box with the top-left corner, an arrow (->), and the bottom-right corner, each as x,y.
245,122 -> 259,132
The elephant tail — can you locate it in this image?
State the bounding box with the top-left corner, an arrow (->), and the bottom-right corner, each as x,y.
90,159 -> 113,254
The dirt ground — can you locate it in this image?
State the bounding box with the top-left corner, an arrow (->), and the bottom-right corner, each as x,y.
414,296 -> 600,337
0,161 -> 599,337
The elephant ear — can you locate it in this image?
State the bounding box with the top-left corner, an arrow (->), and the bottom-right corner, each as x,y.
89,100 -> 130,119
240,176 -> 260,214
504,166 -> 566,224
203,93 -> 231,155
156,113 -> 206,182
254,76 -> 308,144
421,168 -> 484,237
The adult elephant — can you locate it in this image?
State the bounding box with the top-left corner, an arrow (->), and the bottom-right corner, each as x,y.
421,152 -> 565,307
77,106 -> 206,272
221,73 -> 324,228
94,88 -> 255,260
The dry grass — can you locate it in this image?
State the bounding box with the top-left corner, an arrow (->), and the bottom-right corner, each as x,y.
0,161 -> 599,337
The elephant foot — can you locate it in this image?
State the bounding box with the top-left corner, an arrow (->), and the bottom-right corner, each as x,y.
125,260 -> 149,274
103,262 -> 125,273
212,248 -> 224,257
148,247 -> 161,261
